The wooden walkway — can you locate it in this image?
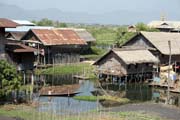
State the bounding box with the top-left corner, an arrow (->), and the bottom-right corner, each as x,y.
149,82 -> 180,93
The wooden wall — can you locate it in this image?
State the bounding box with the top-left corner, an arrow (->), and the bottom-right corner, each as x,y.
0,28 -> 6,59
96,51 -> 127,75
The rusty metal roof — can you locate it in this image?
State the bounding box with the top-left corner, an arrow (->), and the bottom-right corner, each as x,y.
30,29 -> 87,46
0,18 -> 19,28
6,43 -> 36,53
6,32 -> 26,40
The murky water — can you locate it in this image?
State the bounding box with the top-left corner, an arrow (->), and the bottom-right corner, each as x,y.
34,75 -> 180,114
36,76 -> 100,114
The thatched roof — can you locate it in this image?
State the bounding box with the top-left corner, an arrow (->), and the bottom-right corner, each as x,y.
141,32 -> 180,55
113,49 -> 159,64
94,49 -> 159,65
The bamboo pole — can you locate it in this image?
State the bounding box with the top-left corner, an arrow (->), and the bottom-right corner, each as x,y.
167,40 -> 171,104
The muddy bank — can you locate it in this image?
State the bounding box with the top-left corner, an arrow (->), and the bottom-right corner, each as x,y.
105,102 -> 180,120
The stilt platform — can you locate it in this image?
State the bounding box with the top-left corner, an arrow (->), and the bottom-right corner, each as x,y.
149,83 -> 174,88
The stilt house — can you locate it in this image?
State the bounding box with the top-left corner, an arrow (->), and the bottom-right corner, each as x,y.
21,29 -> 87,64
122,32 -> 180,65
93,49 -> 159,81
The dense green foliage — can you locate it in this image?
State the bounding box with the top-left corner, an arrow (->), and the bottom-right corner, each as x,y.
136,23 -> 159,32
115,27 -> 136,47
32,18 -> 67,28
0,60 -> 22,98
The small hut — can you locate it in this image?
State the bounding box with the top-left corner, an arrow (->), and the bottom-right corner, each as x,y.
5,43 -> 36,71
93,48 -> 159,82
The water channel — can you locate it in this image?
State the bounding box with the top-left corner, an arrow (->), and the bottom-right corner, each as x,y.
33,74 -> 180,114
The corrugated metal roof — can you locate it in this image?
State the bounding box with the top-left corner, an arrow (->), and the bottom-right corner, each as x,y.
59,28 -> 96,42
6,26 -> 54,32
141,32 -> 180,55
30,29 -> 87,46
12,20 -> 35,26
6,43 -> 36,53
0,18 -> 19,28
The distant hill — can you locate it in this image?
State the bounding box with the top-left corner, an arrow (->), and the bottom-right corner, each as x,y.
0,2 -> 179,25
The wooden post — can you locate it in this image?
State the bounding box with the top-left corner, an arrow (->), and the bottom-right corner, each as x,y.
31,71 -> 34,86
125,75 -> 127,93
167,40 -> 172,104
23,71 -> 26,85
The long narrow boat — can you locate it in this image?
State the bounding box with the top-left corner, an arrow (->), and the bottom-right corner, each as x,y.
39,84 -> 80,97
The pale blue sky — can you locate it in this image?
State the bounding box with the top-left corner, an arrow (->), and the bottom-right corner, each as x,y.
1,0 -> 180,14
0,0 -> 180,24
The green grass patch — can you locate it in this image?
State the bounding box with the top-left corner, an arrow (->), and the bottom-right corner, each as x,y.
73,95 -> 98,102
73,95 -> 130,104
35,63 -> 97,80
0,104 -> 165,120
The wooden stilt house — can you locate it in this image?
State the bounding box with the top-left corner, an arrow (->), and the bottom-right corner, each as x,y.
122,32 -> 180,65
93,48 -> 159,82
21,29 -> 87,64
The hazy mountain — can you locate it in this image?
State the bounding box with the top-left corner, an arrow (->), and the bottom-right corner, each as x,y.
0,2 -> 179,25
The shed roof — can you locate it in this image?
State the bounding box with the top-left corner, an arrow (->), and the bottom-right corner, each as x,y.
12,20 -> 35,26
6,43 -> 37,53
6,26 -> 54,32
94,49 -> 159,65
24,29 -> 87,46
0,18 -> 19,28
141,32 -> 180,55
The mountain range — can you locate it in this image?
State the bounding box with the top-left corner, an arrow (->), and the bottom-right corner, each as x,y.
0,2 -> 179,25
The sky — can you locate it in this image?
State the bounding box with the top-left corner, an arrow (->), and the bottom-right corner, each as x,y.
1,0 -> 180,14
0,0 -> 180,24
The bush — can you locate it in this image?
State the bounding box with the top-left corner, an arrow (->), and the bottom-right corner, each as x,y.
0,60 -> 22,99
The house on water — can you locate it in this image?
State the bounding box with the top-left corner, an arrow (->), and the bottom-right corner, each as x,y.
122,31 -> 180,65
21,29 -> 87,65
5,43 -> 36,71
5,21 -> 54,41
0,18 -> 19,59
0,18 -> 36,71
93,48 -> 159,82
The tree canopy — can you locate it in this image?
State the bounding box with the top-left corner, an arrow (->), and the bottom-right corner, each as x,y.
32,18 -> 67,28
0,60 -> 22,98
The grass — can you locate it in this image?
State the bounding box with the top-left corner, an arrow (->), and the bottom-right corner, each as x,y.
73,95 -> 130,104
73,95 -> 98,102
36,63 -> 90,75
0,104 -> 165,120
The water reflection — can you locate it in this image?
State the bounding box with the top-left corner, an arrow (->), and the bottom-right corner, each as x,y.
101,83 -> 152,102
37,76 -> 100,114
35,74 -> 180,114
